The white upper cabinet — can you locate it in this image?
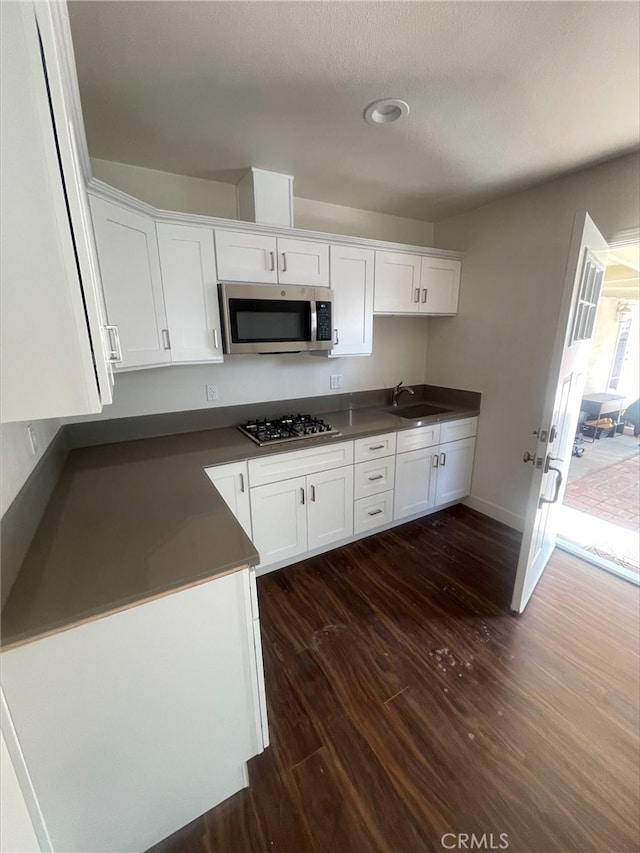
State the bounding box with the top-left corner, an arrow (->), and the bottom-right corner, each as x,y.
214,231 -> 278,284
374,250 -> 462,316
0,1 -> 113,422
373,251 -> 423,314
277,238 -> 329,287
420,257 -> 461,314
157,224 -> 223,364
328,245 -> 374,356
90,196 -> 170,370
215,231 -> 329,287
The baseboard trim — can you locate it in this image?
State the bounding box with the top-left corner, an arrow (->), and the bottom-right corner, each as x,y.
461,495 -> 524,532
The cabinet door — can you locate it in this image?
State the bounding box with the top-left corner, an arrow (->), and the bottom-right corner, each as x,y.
90,196 -> 170,370
204,462 -> 251,538
435,437 -> 476,505
307,465 -> 354,551
157,224 -> 223,364
277,238 -> 329,287
329,245 -> 374,356
214,230 -> 277,283
394,448 -> 438,520
250,477 -> 307,568
373,251 -> 422,314
420,257 -> 461,314
0,2 -> 108,421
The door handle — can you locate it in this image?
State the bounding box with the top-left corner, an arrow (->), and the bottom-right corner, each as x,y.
422,288 -> 428,303
162,328 -> 171,350
414,287 -> 420,303
213,328 -> 219,349
281,252 -> 287,272
523,451 -> 536,464
433,455 -> 439,468
300,487 -> 305,505
539,458 -> 564,507
104,325 -> 122,363
310,484 -> 316,502
268,251 -> 275,271
239,473 -> 245,493
440,452 -> 446,466
333,329 -> 339,346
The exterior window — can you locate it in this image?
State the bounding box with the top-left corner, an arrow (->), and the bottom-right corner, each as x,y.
570,248 -> 604,344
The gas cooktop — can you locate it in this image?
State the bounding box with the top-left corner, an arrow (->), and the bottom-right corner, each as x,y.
238,414 -> 340,446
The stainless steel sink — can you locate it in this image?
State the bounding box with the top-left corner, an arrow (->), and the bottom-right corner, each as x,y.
387,403 -> 453,420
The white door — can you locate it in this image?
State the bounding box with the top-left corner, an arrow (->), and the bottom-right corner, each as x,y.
157,224 -> 223,363
329,245 -> 374,356
250,477 -> 307,567
420,257 -> 461,314
511,212 -> 608,613
90,196 -> 170,369
307,465 -> 354,551
277,237 -> 329,287
434,438 -> 476,505
214,230 -> 278,283
394,448 -> 438,520
373,251 -> 421,314
204,462 -> 252,538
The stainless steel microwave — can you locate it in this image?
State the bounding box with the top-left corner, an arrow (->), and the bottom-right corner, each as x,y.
218,282 -> 334,354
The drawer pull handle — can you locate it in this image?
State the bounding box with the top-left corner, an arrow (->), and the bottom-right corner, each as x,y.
368,474 -> 384,481
368,508 -> 383,516
369,444 -> 385,450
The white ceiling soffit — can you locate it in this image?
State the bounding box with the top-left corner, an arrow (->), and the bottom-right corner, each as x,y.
68,1 -> 640,222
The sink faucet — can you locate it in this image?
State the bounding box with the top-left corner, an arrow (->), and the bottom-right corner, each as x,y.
392,381 -> 415,407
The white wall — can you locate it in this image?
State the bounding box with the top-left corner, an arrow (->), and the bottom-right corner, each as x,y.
90,159 -> 434,245
0,419 -> 61,516
429,151 -> 640,530
90,316 -> 429,419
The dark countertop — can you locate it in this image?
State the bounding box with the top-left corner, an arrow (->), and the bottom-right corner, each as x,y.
1,400 -> 479,650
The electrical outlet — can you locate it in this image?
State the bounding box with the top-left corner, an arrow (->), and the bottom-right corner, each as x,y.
26,423 -> 38,456
329,374 -> 343,390
206,383 -> 218,402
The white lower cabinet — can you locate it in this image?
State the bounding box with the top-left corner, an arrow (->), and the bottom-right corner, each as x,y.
434,437 -> 476,504
251,466 -> 354,569
354,456 -> 396,500
204,461 -> 252,538
306,465 -> 354,551
250,476 -> 308,567
0,569 -> 265,853
394,447 -> 439,520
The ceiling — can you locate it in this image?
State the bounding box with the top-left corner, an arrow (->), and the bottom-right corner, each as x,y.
68,1 -> 640,222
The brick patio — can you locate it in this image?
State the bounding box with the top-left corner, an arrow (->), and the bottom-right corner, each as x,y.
563,451 -> 640,531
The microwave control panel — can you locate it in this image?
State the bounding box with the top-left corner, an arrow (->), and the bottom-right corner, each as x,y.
316,301 -> 332,341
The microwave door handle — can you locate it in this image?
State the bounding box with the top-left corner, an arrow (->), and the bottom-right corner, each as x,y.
310,301 -> 318,343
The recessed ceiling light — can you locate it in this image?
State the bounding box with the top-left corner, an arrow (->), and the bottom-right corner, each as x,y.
364,98 -> 410,125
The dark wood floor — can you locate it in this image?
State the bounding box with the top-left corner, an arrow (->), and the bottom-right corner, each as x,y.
150,505 -> 640,853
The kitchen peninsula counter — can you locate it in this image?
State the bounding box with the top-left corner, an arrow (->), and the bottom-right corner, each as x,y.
1,394 -> 480,649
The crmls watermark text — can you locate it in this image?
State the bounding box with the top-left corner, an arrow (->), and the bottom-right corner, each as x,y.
441,833 -> 509,850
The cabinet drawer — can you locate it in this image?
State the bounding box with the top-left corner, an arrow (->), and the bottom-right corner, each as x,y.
354,457 -> 396,499
354,491 -> 394,535
440,417 -> 478,443
396,423 -> 441,453
354,432 -> 396,463
248,440 -> 354,487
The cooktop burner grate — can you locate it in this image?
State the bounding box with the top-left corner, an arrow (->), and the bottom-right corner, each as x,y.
238,414 -> 340,446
